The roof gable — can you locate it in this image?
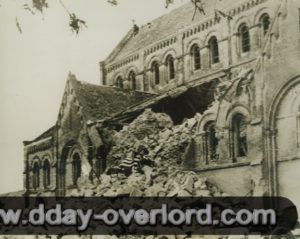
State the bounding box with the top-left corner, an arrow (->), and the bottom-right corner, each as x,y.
104,0 -> 236,64
25,74 -> 153,144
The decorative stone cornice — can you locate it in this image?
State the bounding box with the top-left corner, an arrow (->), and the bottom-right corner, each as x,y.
106,54 -> 139,73
25,137 -> 53,154
182,0 -> 268,41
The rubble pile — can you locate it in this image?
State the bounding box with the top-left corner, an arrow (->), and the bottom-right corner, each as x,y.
95,167 -> 226,197
106,109 -> 197,172
70,109 -> 226,198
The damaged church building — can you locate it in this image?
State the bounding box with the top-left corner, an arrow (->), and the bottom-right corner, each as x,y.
23,0 -> 300,208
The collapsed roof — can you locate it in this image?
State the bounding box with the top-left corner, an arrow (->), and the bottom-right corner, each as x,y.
70,77 -> 154,122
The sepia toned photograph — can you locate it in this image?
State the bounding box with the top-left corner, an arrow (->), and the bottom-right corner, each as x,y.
0,0 -> 300,238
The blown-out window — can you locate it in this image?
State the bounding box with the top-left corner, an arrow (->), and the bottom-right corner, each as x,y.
208,36 -> 220,64
115,76 -> 123,89
260,14 -> 271,36
72,153 -> 81,186
191,44 -> 201,70
128,71 -> 136,90
151,61 -> 160,85
166,55 -> 175,80
43,160 -> 51,188
203,121 -> 218,164
232,113 -> 248,160
95,146 -> 107,177
32,162 -> 40,190
239,24 -> 251,53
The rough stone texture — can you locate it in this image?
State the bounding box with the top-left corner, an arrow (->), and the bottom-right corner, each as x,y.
23,75 -> 153,196
67,109 -> 224,198
106,109 -> 195,175
21,0 -> 300,219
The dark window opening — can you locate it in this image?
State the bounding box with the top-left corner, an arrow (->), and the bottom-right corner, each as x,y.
128,71 -> 136,90
191,44 -> 201,70
232,113 -> 248,160
72,153 -> 81,186
239,24 -> 251,53
261,14 -> 271,36
166,55 -> 175,80
204,121 -> 218,164
115,76 -> 123,89
94,159 -> 101,178
95,146 -> 107,177
32,162 -> 40,190
151,61 -> 160,85
208,36 -> 220,64
43,160 -> 51,188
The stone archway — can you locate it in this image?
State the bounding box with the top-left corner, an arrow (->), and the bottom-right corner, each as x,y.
268,75 -> 300,212
58,141 -> 77,196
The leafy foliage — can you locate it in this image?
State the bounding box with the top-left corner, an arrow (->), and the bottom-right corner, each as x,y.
15,0 -> 208,35
69,13 -> 87,35
32,0 -> 48,13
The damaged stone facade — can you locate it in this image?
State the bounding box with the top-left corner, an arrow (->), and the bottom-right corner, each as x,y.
23,0 -> 300,213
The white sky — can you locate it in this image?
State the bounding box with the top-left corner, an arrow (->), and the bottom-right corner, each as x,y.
0,0 -> 189,194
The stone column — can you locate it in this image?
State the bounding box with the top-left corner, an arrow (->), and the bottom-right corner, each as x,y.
144,70 -> 151,92
39,167 -> 44,190
29,169 -> 34,191
77,151 -> 93,188
231,34 -> 239,63
92,158 -> 99,183
194,132 -> 205,168
65,162 -> 73,187
136,73 -> 144,91
216,128 -> 231,164
123,80 -> 130,90
250,25 -> 260,52
160,64 -> 167,87
202,47 -> 210,69
145,70 -> 153,92
176,56 -> 184,85
183,53 -> 191,83
50,164 -> 56,189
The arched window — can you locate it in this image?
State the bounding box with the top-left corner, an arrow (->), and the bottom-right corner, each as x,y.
239,24 -> 251,53
32,162 -> 40,190
260,14 -> 271,36
151,61 -> 160,85
191,44 -> 201,70
128,71 -> 136,90
95,146 -> 107,177
203,121 -> 218,164
208,36 -> 220,64
232,113 -> 248,160
166,55 -> 175,80
72,153 -> 81,186
115,76 -> 123,89
43,160 -> 51,188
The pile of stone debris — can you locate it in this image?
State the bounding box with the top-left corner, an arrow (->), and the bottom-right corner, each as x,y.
70,109 -> 226,198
